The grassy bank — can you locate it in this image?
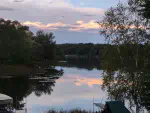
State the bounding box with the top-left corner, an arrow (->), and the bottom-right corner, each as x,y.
0,64 -> 47,77
47,109 -> 96,113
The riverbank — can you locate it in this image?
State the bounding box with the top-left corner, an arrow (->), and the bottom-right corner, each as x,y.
0,63 -> 61,77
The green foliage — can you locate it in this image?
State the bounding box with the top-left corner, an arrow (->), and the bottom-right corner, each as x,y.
0,19 -> 33,64
0,19 -> 57,64
56,43 -> 108,60
32,30 -> 56,61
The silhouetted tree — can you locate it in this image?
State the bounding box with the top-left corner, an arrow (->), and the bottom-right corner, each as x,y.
133,0 -> 150,19
0,19 -> 33,64
32,30 -> 56,61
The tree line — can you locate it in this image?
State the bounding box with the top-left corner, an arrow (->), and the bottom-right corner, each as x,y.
0,18 -> 110,64
56,43 -> 108,60
0,18 -> 56,64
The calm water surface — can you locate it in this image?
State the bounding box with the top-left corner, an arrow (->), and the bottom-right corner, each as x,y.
26,66 -> 107,113
0,64 -> 148,113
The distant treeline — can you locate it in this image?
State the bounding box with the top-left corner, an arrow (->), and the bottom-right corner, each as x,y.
56,43 -> 109,61
0,19 -> 108,64
56,43 -> 150,65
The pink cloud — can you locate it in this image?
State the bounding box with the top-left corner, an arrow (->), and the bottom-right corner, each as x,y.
75,78 -> 103,87
22,21 -> 66,30
22,20 -> 100,33
57,74 -> 103,87
69,20 -> 99,32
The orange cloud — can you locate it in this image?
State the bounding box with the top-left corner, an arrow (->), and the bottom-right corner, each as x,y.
69,20 -> 99,31
75,78 -> 103,87
22,20 -> 100,33
77,21 -> 84,24
57,74 -> 103,87
22,21 -> 66,30
22,20 -> 144,33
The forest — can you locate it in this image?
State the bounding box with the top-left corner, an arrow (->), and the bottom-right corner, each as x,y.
56,43 -> 108,60
0,19 -> 109,64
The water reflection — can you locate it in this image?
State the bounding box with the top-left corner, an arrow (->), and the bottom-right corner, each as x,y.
0,61 -> 105,113
0,65 -> 63,109
26,67 -> 106,113
55,59 -> 101,71
102,45 -> 150,112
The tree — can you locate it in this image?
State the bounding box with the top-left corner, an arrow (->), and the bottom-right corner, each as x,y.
0,19 -> 33,64
133,0 -> 150,19
99,2 -> 150,112
32,30 -> 56,60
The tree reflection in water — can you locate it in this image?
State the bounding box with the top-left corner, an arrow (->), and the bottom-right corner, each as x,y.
0,65 -> 63,109
102,45 -> 150,112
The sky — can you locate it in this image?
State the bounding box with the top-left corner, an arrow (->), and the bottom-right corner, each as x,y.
0,0 -> 125,43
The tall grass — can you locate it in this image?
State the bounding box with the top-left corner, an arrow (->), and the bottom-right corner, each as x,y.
47,109 -> 96,113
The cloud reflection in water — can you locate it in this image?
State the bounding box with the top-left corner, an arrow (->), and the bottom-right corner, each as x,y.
27,67 -> 107,113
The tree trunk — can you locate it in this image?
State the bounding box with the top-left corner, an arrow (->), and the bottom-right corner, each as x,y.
117,46 -> 123,64
136,105 -> 140,113
136,45 -> 139,68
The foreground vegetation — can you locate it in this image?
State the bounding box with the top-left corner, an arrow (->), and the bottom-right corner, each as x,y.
47,109 -> 94,113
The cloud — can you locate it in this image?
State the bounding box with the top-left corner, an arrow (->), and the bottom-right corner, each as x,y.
22,20 -> 145,34
22,20 -> 100,33
69,20 -> 99,32
83,14 -> 97,17
20,0 -> 104,15
0,0 -> 104,22
74,7 -> 104,15
74,78 -> 103,87
57,74 -> 103,87
13,0 -> 24,2
23,21 -> 67,30
0,6 -> 14,11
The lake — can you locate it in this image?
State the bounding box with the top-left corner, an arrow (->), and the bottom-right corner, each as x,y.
0,61 -> 149,113
27,66 -> 107,113
0,61 -> 107,113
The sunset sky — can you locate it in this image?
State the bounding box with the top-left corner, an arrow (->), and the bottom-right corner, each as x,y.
0,0 -> 125,43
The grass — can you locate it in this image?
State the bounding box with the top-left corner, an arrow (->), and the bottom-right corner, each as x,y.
47,109 -> 97,113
